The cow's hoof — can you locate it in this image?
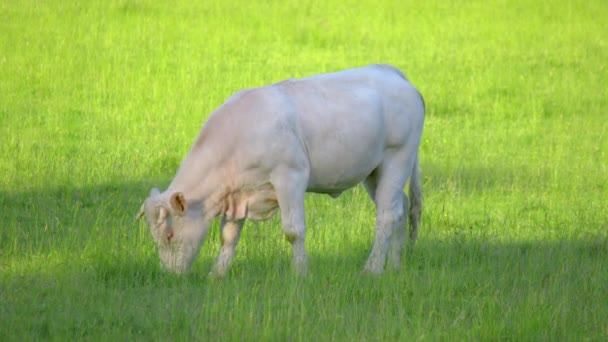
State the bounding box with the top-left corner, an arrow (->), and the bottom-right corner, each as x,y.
208,270 -> 227,280
361,265 -> 384,276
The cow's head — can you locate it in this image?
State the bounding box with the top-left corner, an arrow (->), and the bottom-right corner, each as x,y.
136,188 -> 210,274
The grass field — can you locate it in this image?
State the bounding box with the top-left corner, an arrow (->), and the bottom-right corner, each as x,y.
1,0 -> 607,340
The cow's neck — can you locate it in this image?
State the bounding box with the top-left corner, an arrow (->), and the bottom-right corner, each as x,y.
166,149 -> 227,219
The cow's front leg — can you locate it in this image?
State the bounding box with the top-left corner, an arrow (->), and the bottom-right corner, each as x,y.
209,218 -> 244,278
283,216 -> 308,275
272,169 -> 309,275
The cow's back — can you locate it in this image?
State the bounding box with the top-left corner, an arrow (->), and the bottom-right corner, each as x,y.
271,65 -> 424,193
185,65 -> 424,197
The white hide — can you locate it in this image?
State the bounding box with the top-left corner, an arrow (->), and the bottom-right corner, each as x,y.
137,64 -> 425,276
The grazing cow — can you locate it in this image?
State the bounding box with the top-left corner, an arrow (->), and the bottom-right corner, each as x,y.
136,64 -> 425,277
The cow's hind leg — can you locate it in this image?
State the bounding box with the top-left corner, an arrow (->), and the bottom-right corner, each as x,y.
387,194 -> 408,271
362,173 -> 391,274
272,168 -> 309,275
209,218 -> 244,278
363,153 -> 415,274
364,172 -> 408,271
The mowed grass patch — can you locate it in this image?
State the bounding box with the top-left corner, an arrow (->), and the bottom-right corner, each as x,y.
1,0 -> 607,340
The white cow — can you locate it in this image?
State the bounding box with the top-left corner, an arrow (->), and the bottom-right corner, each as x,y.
136,64 -> 425,277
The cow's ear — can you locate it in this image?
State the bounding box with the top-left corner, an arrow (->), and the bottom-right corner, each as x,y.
170,192 -> 187,215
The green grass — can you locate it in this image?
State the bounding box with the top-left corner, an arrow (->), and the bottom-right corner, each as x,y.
1,0 -> 607,340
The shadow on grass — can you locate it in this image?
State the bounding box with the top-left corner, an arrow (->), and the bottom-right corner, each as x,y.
1,178 -> 606,277
1,178 -> 605,298
1,178 -> 606,341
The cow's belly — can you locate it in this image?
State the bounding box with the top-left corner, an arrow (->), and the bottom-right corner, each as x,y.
306,152 -> 383,192
282,81 -> 396,193
305,125 -> 386,193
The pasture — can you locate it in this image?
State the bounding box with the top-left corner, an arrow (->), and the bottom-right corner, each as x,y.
1,0 -> 606,340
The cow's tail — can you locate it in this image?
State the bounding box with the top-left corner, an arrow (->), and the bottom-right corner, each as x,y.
408,153 -> 422,245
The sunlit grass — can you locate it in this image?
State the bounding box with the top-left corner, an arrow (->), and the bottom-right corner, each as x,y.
1,0 -> 607,340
